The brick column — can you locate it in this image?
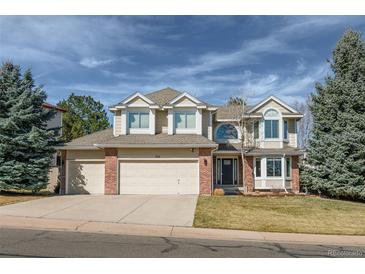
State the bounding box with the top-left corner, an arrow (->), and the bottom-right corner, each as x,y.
199,148 -> 213,195
244,156 -> 254,192
105,148 -> 118,195
59,150 -> 67,194
292,155 -> 300,193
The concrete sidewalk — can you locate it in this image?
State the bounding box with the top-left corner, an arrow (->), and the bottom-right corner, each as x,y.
1,215 -> 365,247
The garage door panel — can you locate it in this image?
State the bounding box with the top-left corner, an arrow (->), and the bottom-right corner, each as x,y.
119,160 -> 199,195
67,161 -> 105,194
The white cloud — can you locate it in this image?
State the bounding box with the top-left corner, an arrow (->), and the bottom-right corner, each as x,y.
79,57 -> 114,68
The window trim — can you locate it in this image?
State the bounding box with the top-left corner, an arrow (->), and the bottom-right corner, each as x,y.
128,111 -> 150,129
266,157 -> 282,178
254,157 -> 262,178
253,120 -> 260,140
285,157 -> 291,179
174,111 -> 196,129
283,120 -> 289,141
264,108 -> 281,140
215,123 -> 239,143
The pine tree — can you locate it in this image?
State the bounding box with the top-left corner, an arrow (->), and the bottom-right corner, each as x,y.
58,94 -> 110,142
0,62 -> 55,191
301,30 -> 365,200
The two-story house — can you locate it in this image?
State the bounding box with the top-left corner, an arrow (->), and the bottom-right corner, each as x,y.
58,87 -> 303,195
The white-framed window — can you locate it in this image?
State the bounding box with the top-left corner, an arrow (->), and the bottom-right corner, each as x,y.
266,157 -> 282,177
128,112 -> 149,128
253,120 -> 260,140
264,109 -> 280,139
285,157 -> 291,178
175,111 -> 196,129
254,157 -> 262,178
283,120 -> 288,140
215,123 -> 238,141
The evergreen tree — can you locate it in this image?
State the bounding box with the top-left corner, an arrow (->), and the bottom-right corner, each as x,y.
301,30 -> 365,200
0,62 -> 55,191
58,94 -> 110,142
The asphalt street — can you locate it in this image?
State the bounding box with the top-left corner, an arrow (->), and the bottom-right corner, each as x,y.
0,228 -> 364,258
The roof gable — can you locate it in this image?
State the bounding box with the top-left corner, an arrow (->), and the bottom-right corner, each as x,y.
122,92 -> 155,105
248,96 -> 298,114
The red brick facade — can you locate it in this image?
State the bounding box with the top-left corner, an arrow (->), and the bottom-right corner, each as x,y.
59,150 -> 67,194
291,155 -> 300,193
104,148 -> 118,195
244,156 -> 254,192
199,148 -> 213,195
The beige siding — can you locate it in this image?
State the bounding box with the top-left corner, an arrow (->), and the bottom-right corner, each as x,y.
174,97 -> 196,107
114,110 -> 121,136
288,119 -> 296,147
67,150 -> 105,160
118,148 -> 198,158
255,179 -> 283,189
128,97 -> 150,107
262,141 -> 282,149
155,110 -> 168,134
202,110 -> 211,139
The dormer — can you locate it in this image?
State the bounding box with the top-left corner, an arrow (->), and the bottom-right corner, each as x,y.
110,92 -> 159,136
164,92 -> 212,135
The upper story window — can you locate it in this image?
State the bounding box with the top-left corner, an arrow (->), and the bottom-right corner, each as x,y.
283,120 -> 288,140
216,123 -> 238,140
128,112 -> 149,129
175,111 -> 196,129
264,109 -> 279,139
253,121 -> 259,139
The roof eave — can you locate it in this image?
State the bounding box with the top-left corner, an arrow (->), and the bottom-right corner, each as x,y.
94,143 -> 218,149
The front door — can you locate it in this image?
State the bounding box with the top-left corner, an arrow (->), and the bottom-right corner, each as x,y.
221,159 -> 233,185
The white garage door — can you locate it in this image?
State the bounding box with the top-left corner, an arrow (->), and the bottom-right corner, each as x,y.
67,161 -> 105,194
119,160 -> 199,194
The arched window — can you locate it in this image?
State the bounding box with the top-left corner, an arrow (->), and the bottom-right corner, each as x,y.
264,109 -> 280,139
215,123 -> 238,140
264,109 -> 279,118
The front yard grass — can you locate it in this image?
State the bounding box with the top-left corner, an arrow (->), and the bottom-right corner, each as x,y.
0,190 -> 52,206
194,196 -> 365,235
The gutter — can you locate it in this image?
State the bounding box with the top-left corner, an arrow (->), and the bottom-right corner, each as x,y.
94,143 -> 218,149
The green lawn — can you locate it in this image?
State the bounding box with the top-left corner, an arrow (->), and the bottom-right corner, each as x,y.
194,196 -> 365,235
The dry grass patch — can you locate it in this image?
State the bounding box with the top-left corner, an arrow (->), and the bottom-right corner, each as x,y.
194,196 -> 365,235
0,190 -> 52,206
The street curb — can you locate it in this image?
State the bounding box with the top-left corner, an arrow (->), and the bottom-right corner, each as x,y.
1,215 -> 365,246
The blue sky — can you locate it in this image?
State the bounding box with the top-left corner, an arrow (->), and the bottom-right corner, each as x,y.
1,16 -> 365,111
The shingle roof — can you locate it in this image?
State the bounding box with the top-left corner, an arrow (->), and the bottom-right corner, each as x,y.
145,87 -> 182,106
61,128 -> 217,148
215,105 -> 254,120
216,143 -> 303,155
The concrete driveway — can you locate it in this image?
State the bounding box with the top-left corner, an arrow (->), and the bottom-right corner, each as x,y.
0,195 -> 198,227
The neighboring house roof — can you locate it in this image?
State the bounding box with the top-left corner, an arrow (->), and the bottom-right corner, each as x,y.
42,102 -> 66,112
215,105 -> 254,120
60,128 -> 217,149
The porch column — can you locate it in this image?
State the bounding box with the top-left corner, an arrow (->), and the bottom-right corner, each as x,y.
292,155 -> 300,193
59,150 -> 67,195
244,156 -> 254,192
199,148 -> 213,195
105,148 -> 118,195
